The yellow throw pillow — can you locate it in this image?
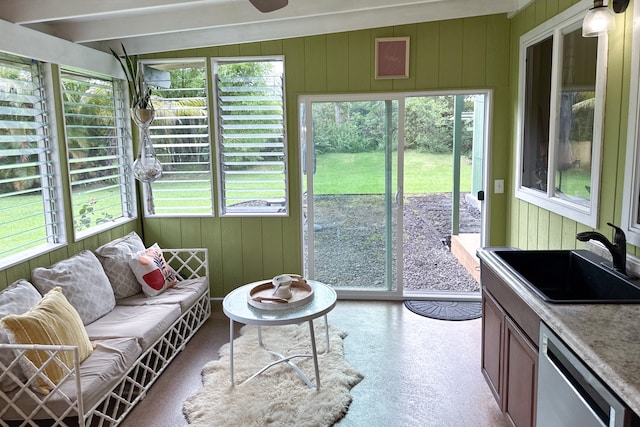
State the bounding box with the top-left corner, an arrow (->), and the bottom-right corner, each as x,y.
0,287 -> 94,394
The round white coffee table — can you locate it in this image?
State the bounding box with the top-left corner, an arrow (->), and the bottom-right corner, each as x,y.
222,279 -> 337,390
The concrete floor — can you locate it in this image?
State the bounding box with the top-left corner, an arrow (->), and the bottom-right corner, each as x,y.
120,300 -> 507,427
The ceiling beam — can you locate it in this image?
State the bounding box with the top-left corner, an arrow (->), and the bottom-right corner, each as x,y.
89,0 -> 512,54
34,0 -> 474,44
0,19 -> 122,77
0,0 -> 226,24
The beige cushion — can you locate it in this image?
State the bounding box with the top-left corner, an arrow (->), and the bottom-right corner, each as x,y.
0,279 -> 43,392
128,243 -> 178,297
85,304 -> 181,352
0,287 -> 94,395
117,277 -> 208,313
31,250 -> 116,325
95,231 -> 146,299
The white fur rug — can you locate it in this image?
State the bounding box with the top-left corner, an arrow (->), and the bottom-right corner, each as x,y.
183,322 -> 363,427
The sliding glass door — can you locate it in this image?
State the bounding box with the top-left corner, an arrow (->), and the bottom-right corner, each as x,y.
300,91 -> 490,298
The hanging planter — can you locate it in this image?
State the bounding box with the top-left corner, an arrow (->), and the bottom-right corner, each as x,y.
112,44 -> 162,214
111,44 -> 162,182
131,106 -> 162,183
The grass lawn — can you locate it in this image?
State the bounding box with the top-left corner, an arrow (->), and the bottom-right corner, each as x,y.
555,169 -> 591,201
310,151 -> 473,194
2,150 -> 470,255
1,188 -> 125,257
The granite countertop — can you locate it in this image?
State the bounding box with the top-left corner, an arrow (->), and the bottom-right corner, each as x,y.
477,248 -> 640,416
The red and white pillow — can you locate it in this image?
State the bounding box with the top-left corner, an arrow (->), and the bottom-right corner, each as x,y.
128,243 -> 178,297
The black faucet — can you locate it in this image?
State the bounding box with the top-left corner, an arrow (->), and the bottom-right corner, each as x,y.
576,222 -> 627,275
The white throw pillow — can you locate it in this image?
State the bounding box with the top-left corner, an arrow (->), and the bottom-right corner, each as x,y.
0,279 -> 42,392
95,231 -> 146,299
128,243 -> 178,297
31,250 -> 116,325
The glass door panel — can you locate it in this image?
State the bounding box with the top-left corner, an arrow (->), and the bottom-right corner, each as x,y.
302,98 -> 399,292
402,93 -> 486,296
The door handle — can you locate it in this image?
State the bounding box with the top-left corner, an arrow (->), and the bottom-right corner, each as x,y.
477,190 -> 485,201
395,191 -> 403,206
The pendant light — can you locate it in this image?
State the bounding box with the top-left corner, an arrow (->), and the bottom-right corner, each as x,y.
582,0 -> 630,37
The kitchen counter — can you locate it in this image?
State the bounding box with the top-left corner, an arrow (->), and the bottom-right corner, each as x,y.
477,247 -> 640,416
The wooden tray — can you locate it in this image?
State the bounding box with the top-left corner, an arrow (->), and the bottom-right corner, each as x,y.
247,275 -> 314,310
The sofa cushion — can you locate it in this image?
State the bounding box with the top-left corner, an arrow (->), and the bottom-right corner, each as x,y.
95,231 -> 146,299
0,287 -> 94,395
31,250 -> 116,325
117,277 -> 208,313
128,243 -> 178,297
0,337 -> 141,421
0,279 -> 42,392
85,304 -> 181,352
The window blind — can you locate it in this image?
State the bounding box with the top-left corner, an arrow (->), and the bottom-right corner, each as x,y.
0,53 -> 61,261
215,59 -> 288,216
61,69 -> 134,234
145,60 -> 213,216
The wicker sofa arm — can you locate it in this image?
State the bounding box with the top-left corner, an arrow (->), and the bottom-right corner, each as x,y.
162,248 -> 208,280
0,343 -> 84,427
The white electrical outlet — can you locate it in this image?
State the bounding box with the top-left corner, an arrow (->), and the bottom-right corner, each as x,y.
494,179 -> 504,194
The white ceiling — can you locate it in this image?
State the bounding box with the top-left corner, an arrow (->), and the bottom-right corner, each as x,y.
0,0 -> 531,55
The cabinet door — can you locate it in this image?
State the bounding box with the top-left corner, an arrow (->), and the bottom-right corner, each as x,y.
481,291 -> 504,408
503,316 -> 537,427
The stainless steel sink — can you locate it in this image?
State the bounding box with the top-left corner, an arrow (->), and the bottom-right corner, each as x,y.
491,249 -> 640,303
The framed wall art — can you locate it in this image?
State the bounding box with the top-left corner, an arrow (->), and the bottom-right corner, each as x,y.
375,37 -> 410,79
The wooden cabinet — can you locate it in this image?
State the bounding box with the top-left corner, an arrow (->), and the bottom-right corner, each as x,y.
482,290 -> 504,407
481,263 -> 540,427
503,316 -> 538,427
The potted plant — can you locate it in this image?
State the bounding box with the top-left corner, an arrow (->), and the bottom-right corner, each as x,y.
110,43 -> 152,111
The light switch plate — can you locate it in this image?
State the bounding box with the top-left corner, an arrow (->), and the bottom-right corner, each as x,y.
494,179 -> 504,194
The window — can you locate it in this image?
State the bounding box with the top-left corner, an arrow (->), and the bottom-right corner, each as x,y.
622,0 -> 640,245
213,57 -> 288,216
143,59 -> 213,216
0,53 -> 64,266
515,2 -> 607,227
61,69 -> 136,237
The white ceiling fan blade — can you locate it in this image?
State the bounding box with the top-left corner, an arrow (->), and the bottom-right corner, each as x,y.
249,0 -> 288,13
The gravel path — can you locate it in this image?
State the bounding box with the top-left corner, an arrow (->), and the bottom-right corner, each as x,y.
307,193 -> 481,293
403,194 -> 481,292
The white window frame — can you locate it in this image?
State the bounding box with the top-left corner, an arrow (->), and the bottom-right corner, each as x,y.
139,58 -> 214,217
60,68 -> 137,240
0,57 -> 66,269
514,0 -> 607,228
212,56 -> 289,217
622,0 -> 640,245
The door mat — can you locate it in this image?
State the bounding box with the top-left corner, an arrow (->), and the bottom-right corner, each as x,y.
404,300 -> 482,321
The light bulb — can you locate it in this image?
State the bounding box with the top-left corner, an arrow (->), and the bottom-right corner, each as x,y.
582,4 -> 615,37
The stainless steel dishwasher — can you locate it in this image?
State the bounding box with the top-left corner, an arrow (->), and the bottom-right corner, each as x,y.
537,323 -> 634,427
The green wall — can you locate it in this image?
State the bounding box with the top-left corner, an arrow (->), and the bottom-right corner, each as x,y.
1,15 -> 513,297
507,0 -> 637,255
3,0 -> 638,299
142,15 -> 512,298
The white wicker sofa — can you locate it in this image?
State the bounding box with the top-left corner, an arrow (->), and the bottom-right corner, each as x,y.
0,232 -> 211,427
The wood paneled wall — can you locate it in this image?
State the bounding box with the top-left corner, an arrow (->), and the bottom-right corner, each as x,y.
507,0 -> 638,256
144,15 -> 512,298
1,15 -> 513,297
